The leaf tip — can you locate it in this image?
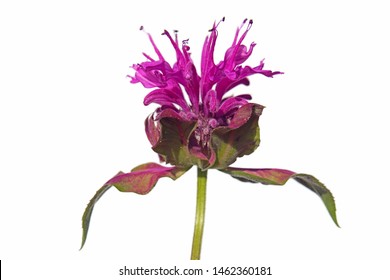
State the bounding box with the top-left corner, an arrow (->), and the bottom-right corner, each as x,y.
79,183 -> 113,252
293,174 -> 340,228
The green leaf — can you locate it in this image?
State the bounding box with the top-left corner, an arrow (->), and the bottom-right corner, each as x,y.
80,172 -> 120,250
80,163 -> 190,250
220,167 -> 339,227
210,103 -> 264,169
292,173 -> 339,227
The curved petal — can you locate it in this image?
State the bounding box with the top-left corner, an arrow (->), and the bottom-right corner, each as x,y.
219,19 -> 253,74
215,77 -> 250,100
80,163 -> 190,249
200,20 -> 221,96
203,89 -> 218,114
219,167 -> 339,227
144,88 -> 189,111
161,30 -> 200,109
183,61 -> 200,109
238,60 -> 284,79
130,60 -> 173,88
216,95 -> 252,118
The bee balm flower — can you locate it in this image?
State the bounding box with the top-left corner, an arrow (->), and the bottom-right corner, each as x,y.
130,19 -> 282,170
81,19 -> 338,260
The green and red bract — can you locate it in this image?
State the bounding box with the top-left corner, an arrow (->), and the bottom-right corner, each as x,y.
220,168 -> 339,227
80,18 -> 339,256
80,163 -> 188,249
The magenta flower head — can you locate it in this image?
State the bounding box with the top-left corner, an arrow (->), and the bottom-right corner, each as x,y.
132,19 -> 281,170
81,19 -> 339,260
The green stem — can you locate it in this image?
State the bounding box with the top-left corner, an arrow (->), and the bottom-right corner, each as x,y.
191,167 -> 208,260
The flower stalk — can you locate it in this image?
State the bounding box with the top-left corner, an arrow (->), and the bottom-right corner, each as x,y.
191,168 -> 208,260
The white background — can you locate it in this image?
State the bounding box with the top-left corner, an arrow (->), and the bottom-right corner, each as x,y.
1,0 -> 389,278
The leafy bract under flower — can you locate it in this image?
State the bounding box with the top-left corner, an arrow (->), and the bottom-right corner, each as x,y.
81,164 -> 339,249
80,163 -> 189,249
129,19 -> 282,169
